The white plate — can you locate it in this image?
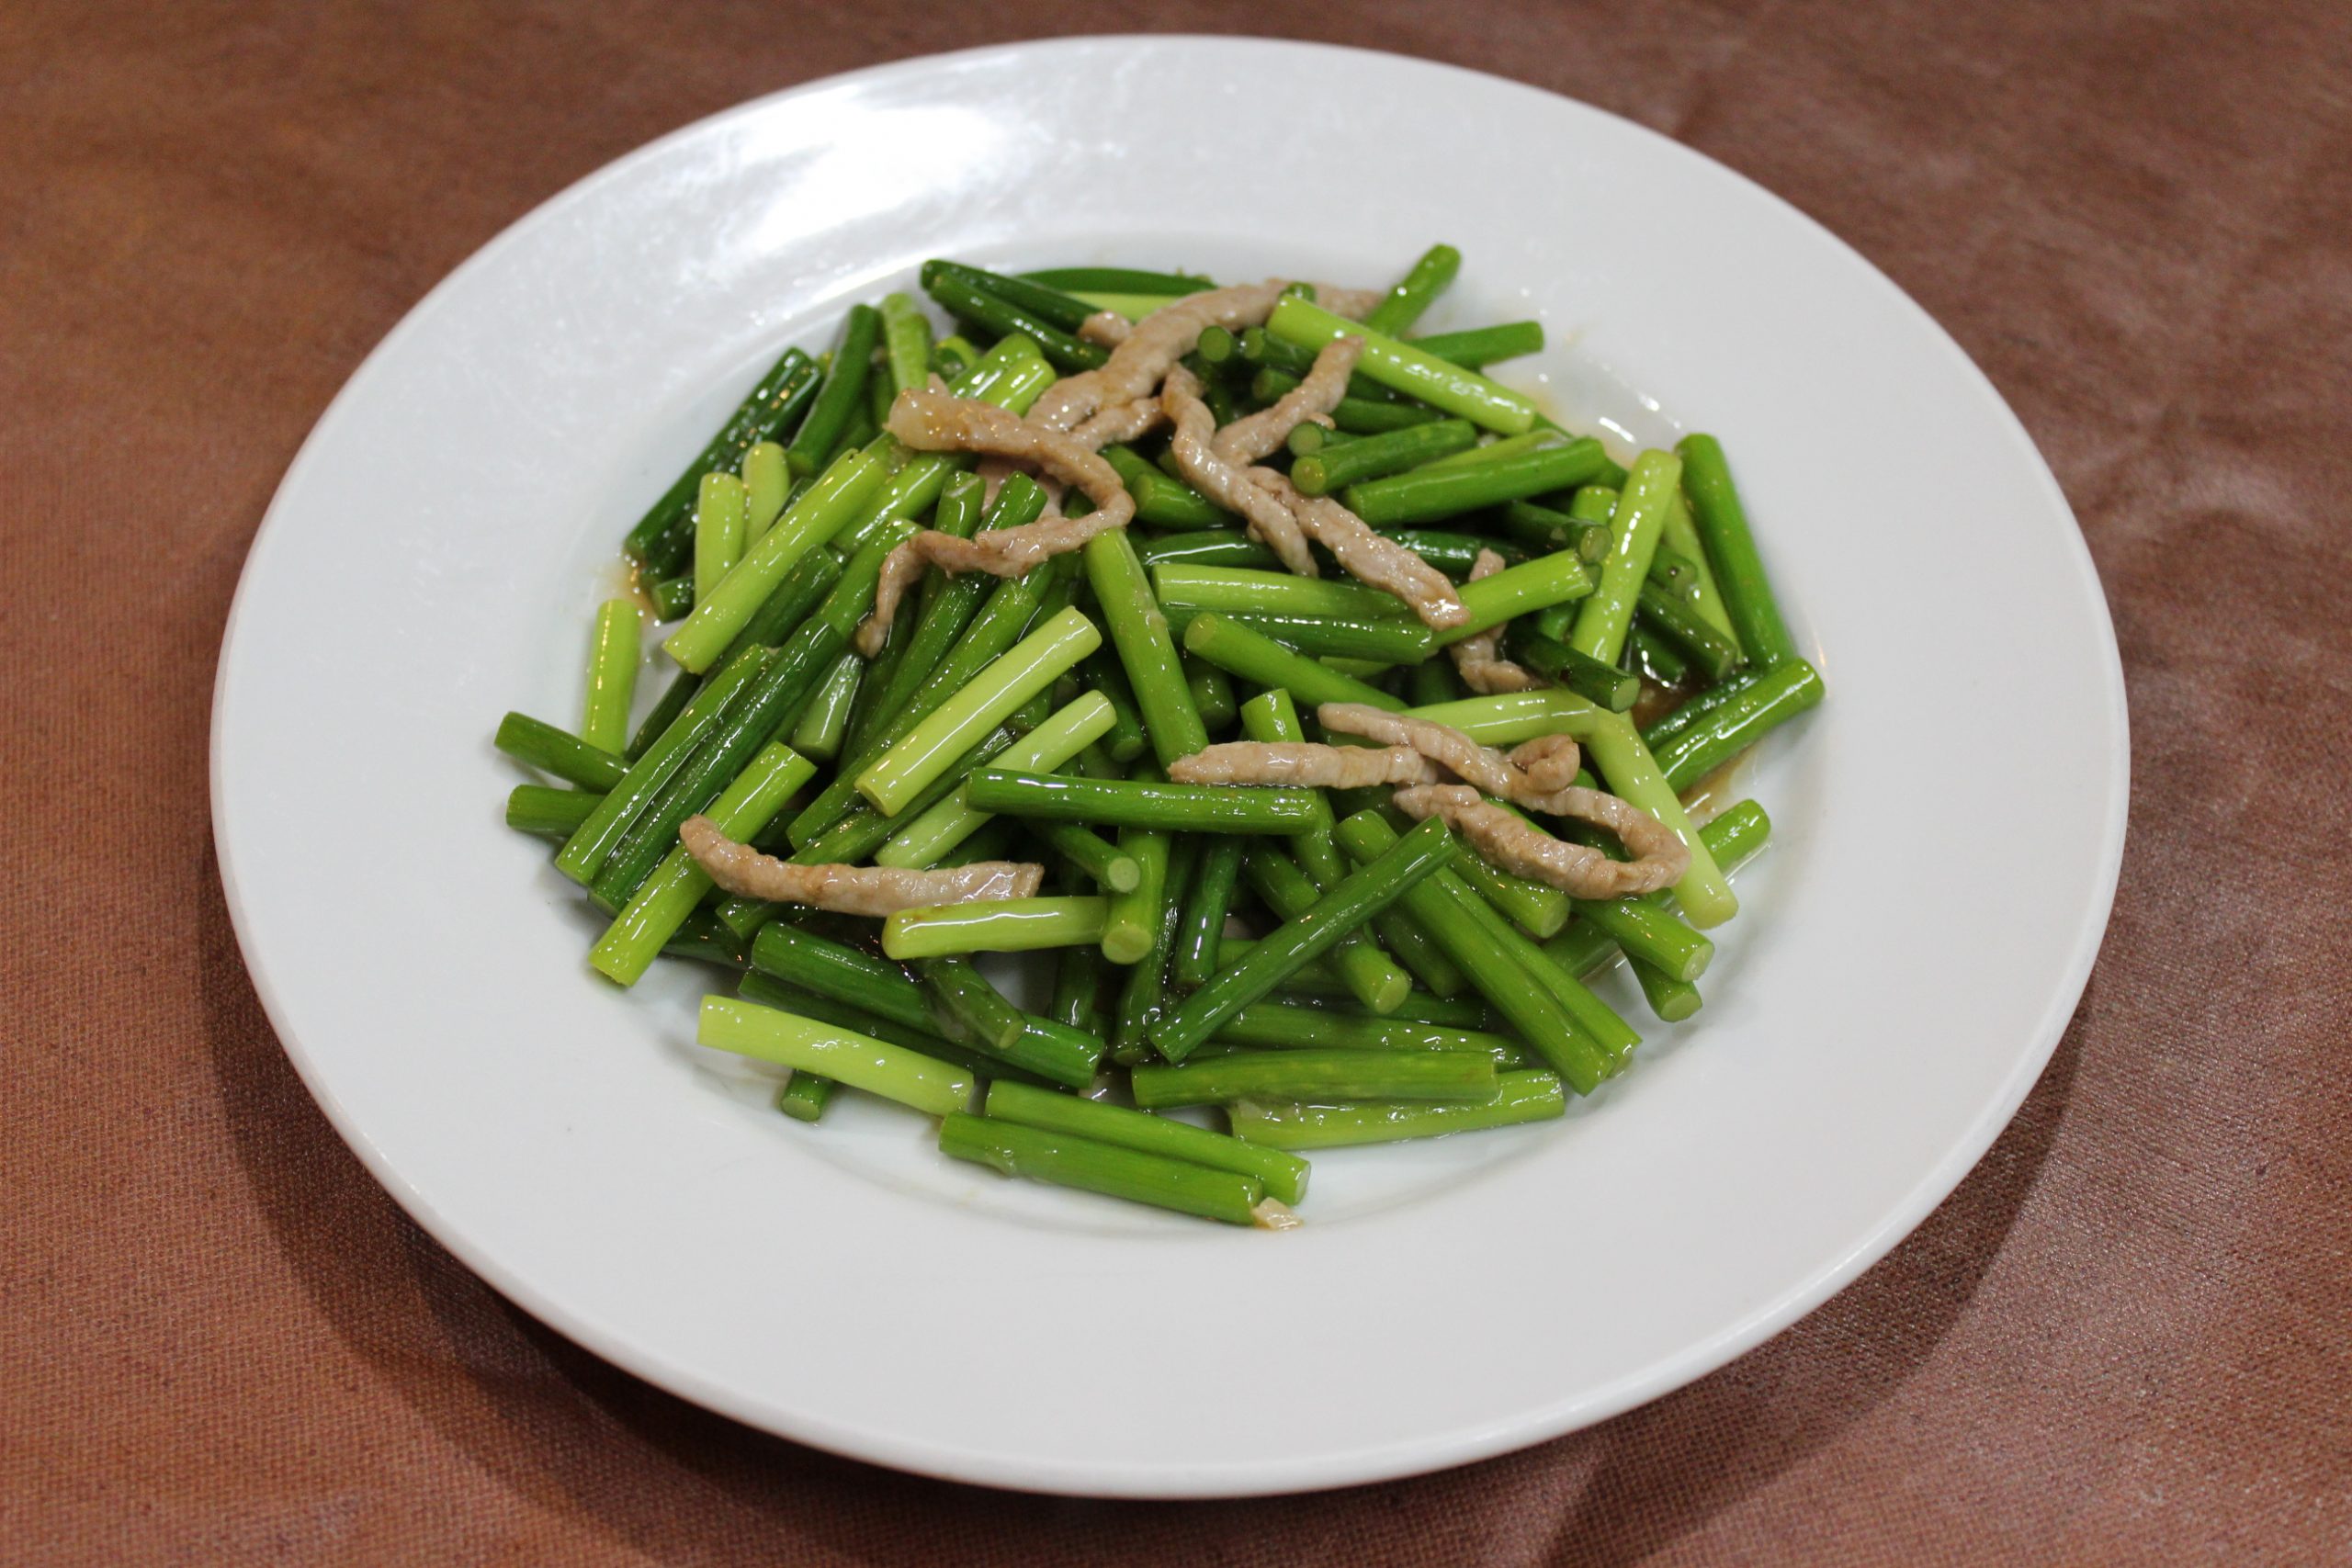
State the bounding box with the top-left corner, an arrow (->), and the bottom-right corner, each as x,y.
212,38 -> 2126,1496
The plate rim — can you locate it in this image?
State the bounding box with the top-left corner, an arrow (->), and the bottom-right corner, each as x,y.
210,34 -> 2131,1496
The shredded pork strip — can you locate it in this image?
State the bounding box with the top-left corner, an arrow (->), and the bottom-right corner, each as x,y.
856,389 -> 1137,649
1069,397 -> 1166,449
1316,702 -> 1530,800
678,817 -> 1044,915
1170,334 -> 1464,627
1254,469 -> 1467,628
1450,549 -> 1543,691
1028,279 -> 1384,434
1028,280 -> 1293,433
1161,364 -> 1317,575
1213,337 -> 1360,465
1390,784 -> 1688,897
1509,733 -> 1584,795
1077,310 -> 1131,347
1167,741 -> 1439,789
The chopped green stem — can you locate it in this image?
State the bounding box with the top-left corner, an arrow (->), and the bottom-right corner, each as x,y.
878,291 -> 933,396
1568,450 -> 1682,665
554,643 -> 771,883
1185,655 -> 1237,732
1435,551 -> 1597,646
1629,624 -> 1691,687
1676,434 -> 1799,668
774,1073 -> 835,1122
1377,529 -> 1525,578
1037,821 -> 1141,893
692,472 -> 748,604
1648,659 -> 1826,792
1110,835 -> 1195,1055
1266,296 -> 1537,433
1017,265 -> 1213,295
1656,491 -> 1740,646
698,995 -> 973,1116
1136,530 -> 1280,571
1214,1002 -> 1521,1068
1196,611 -> 1434,666
741,441 -> 790,543
1155,565 -> 1412,625
856,606 -> 1101,815
714,543 -> 846,667
790,546 -> 1071,847
1101,805 -> 1170,965
624,346 -> 819,574
1344,438 -> 1611,525
1228,1070 -> 1564,1149
590,743 -> 814,985
1333,810 -> 1611,1092
1637,577 -> 1745,682
921,260 -> 1099,332
1132,1047 -> 1496,1110
913,956 -> 1026,1052
788,650 -> 863,761
1419,429 -> 1563,472
1052,943 -> 1108,1038
496,712 -> 628,793
1497,500 -> 1611,562
1505,626 -> 1640,711
582,600 -> 642,754
739,972 -> 1057,1090
1151,815 -> 1456,1061
916,958 -> 1099,1088
1242,688 -> 1464,998
882,897 -> 1110,959
1408,321 -> 1545,367
984,1080 -> 1305,1205
939,1112 -> 1265,1225
876,692 -> 1116,868
966,768 -> 1324,834
749,922 -> 933,1033
505,784 -> 601,839
1172,836 -> 1246,989
1182,614 -> 1407,710
920,265 -> 1106,372
663,443 -> 892,673
1290,419 -> 1478,496
1084,529 -> 1207,766
1244,843 -> 1411,1015
786,305 -> 881,479
1573,710 -> 1737,929
1362,243 -> 1460,336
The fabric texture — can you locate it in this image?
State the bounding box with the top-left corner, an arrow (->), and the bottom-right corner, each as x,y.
5,1 -> 2348,1561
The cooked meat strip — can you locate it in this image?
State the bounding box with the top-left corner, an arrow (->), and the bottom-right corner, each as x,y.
1390,784 -> 1688,897
1028,280 -> 1294,433
1508,733 -> 1584,795
1167,741 -> 1440,788
859,389 -> 1136,648
1315,703 -> 1526,800
1250,469 -> 1466,628
886,389 -> 1131,521
1027,279 -> 1383,433
857,511 -> 1123,652
678,817 -> 1045,914
1449,549 -> 1542,691
1213,337 -> 1360,465
1161,364 -> 1317,575
1078,310 -> 1131,347
1069,397 -> 1167,449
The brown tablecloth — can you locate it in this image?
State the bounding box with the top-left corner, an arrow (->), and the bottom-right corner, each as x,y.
8,0 -> 2349,1560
